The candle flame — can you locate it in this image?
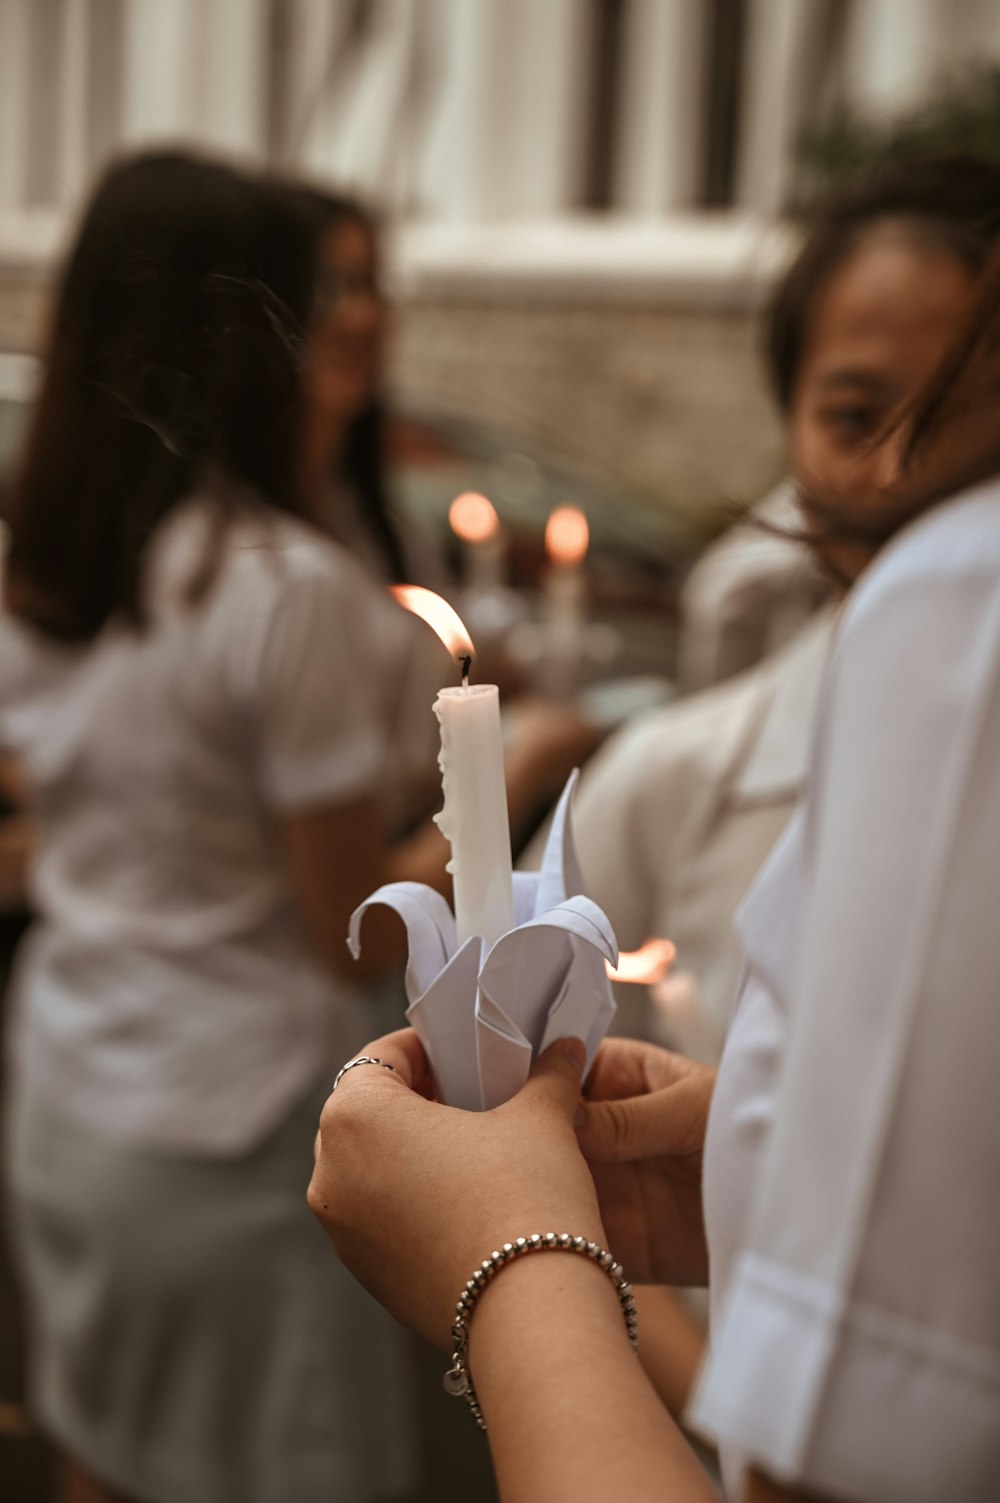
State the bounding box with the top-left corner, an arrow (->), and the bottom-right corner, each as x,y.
605,938 -> 676,985
449,491 -> 499,544
545,506 -> 589,566
390,584 -> 475,661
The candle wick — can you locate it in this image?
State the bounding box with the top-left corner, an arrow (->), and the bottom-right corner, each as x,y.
459,653 -> 472,689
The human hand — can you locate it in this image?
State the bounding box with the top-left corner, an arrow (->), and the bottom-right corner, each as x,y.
576,1038 -> 715,1287
308,1029 -> 606,1349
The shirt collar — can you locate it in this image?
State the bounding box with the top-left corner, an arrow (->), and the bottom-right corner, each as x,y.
733,607 -> 838,801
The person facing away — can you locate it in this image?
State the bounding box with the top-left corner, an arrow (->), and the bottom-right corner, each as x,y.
1,151 -> 430,1503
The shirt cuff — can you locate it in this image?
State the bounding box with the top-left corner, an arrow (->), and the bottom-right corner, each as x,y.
688,1251 -> 1000,1503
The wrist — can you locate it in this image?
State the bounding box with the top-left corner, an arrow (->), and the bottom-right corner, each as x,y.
448,1231 -> 636,1432
469,1238 -> 627,1361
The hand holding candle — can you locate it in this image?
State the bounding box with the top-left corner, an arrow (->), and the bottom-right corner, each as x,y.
354,585 -> 620,1110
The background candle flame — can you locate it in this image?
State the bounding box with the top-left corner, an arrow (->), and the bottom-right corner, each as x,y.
449,491 -> 500,544
545,505 -> 590,566
606,938 -> 676,985
390,584 -> 475,660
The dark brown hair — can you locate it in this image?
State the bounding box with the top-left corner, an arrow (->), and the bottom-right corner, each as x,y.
6,151 -> 317,641
765,155 -> 1000,413
289,184 -> 408,582
848,242 -> 1000,545
904,240 -> 1000,471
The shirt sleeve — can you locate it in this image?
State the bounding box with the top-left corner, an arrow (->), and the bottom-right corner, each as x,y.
238,552 -> 387,811
690,566 -> 1000,1501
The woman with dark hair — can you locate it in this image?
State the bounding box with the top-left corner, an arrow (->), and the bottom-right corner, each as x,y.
1,152 -> 426,1503
573,153 -> 1000,1062
292,187 -> 410,583
309,182 -> 1000,1499
291,185 -> 451,829
282,178 -> 593,839
680,152 -> 1000,695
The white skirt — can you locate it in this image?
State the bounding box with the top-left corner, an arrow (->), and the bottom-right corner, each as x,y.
5,1080 -> 417,1503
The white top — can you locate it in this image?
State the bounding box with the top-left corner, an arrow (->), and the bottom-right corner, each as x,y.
1,500 -> 417,1154
678,482 -> 831,693
689,479 -> 1000,1500
572,610 -> 834,1058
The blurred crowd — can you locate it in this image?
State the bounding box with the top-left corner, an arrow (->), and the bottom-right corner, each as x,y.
0,137 -> 998,1503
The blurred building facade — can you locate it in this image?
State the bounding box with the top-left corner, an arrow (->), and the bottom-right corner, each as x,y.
1,0 -> 999,511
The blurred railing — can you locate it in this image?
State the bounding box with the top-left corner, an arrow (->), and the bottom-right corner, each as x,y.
0,0 -> 997,293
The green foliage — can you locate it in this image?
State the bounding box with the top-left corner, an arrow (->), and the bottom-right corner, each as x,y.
792,63 -> 1000,212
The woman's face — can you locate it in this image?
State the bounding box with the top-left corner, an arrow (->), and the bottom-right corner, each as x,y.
789,227 -> 976,583
305,217 -> 384,426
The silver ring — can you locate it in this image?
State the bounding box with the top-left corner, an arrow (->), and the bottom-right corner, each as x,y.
332,1055 -> 400,1092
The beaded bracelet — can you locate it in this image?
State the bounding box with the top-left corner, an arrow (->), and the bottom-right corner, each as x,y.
444,1232 -> 639,1432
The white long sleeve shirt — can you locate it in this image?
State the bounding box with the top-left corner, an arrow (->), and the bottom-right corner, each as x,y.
690,478 -> 1000,1500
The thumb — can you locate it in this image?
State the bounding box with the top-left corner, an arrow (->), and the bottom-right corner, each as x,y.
519,1036 -> 587,1119
576,1090 -> 679,1162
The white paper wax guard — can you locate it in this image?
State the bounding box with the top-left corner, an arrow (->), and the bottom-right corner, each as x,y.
348,771 -> 618,1110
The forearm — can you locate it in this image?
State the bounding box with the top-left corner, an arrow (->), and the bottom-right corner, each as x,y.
0,815 -> 34,909
634,1285 -> 707,1420
0,753 -> 29,809
282,799 -> 410,981
501,748 -> 551,847
502,744 -> 584,850
468,1253 -> 718,1503
386,815 -> 450,895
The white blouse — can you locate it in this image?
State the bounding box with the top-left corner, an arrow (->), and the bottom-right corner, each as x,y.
572,609 -> 834,1059
0,501 -> 420,1155
689,479 -> 1000,1500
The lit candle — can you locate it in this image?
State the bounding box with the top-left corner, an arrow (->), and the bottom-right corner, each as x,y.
391,585 -> 515,950
543,506 -> 589,689
606,938 -> 676,985
449,491 -> 503,594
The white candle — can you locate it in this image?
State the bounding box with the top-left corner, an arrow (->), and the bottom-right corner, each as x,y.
544,565 -> 585,651
389,585 -> 515,950
450,491 -> 503,595
434,683 -> 515,949
543,505 -> 589,637
542,505 -> 590,693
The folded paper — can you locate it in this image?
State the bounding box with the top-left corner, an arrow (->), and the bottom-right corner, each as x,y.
348,771 -> 618,1110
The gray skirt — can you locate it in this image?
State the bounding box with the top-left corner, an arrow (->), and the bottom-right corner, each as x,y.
5,1081 -> 416,1503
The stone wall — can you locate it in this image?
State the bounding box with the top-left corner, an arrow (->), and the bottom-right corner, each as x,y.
0,262 -> 786,517
392,295 -> 785,516
0,265 -> 48,359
